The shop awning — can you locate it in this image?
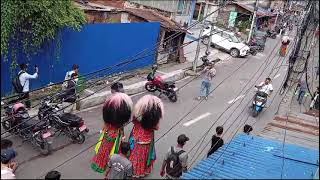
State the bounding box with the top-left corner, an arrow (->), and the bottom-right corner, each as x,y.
234,2 -> 276,17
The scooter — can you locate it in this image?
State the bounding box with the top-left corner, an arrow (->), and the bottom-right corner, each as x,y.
145,65 -> 178,102
248,38 -> 265,52
266,29 -> 277,39
251,86 -> 268,117
201,51 -> 221,66
2,102 -> 53,155
38,96 -> 89,144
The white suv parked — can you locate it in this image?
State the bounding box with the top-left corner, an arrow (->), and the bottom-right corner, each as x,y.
202,25 -> 250,57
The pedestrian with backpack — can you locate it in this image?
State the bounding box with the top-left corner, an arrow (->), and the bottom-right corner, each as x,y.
12,63 -> 38,109
62,64 -> 79,90
160,134 -> 189,179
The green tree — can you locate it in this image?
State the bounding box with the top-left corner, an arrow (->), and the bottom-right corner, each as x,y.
1,0 -> 86,64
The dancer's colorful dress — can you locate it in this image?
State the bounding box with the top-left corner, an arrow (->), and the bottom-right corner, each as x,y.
128,95 -> 164,178
90,93 -> 133,175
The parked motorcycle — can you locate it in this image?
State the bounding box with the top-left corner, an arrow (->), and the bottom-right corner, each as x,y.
266,29 -> 277,39
145,65 -> 178,102
201,51 -> 221,66
248,37 -> 265,52
2,102 -> 53,155
251,87 -> 268,117
248,47 -> 258,56
38,96 -> 89,144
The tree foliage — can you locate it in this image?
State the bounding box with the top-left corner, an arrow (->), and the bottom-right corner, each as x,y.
1,0 -> 86,63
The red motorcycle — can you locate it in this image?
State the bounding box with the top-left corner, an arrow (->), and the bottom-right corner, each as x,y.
145,65 -> 178,102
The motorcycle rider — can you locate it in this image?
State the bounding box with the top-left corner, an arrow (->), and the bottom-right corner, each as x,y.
254,78 -> 273,105
147,64 -> 158,81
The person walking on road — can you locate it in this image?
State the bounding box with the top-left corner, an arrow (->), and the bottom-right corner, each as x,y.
106,142 -> 133,179
207,126 -> 224,157
197,63 -> 216,100
310,87 -> 319,110
160,134 -> 189,179
297,78 -> 308,105
128,95 -> 164,178
280,33 -> 290,57
91,93 -> 133,176
18,63 -> 38,109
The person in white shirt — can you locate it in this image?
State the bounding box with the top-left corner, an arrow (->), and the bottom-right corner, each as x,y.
18,63 -> 38,108
62,64 -> 79,90
256,78 -> 273,96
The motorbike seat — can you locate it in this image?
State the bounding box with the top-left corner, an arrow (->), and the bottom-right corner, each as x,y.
24,119 -> 47,132
60,113 -> 82,127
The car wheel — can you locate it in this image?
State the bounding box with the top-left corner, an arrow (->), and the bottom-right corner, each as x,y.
230,49 -> 239,57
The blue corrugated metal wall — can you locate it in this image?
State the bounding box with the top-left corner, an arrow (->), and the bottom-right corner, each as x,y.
182,134 -> 319,179
1,22 -> 160,95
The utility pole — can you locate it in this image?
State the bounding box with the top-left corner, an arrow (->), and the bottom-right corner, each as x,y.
193,28 -> 204,72
247,0 -> 259,43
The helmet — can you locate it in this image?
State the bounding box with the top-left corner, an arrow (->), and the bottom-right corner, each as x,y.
152,64 -> 158,70
13,103 -> 26,113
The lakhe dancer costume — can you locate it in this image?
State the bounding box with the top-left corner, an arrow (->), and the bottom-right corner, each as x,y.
91,93 -> 133,174
128,95 -> 164,178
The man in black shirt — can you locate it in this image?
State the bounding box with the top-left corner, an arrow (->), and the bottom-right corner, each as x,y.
207,126 -> 224,157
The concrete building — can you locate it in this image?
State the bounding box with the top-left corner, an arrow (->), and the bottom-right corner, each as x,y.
127,0 -> 196,26
193,0 -> 220,23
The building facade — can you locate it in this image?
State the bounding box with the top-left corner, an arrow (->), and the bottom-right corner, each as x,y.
127,0 -> 195,26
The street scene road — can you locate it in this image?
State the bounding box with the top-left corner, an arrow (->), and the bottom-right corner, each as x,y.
1,0 -> 319,179
8,31 -> 299,178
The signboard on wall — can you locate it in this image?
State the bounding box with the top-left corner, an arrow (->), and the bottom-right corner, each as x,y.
228,11 -> 238,27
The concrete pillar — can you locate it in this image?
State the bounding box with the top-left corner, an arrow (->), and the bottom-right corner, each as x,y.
203,1 -> 209,19
198,3 -> 203,21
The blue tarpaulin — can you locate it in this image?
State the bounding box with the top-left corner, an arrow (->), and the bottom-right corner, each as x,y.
182,134 -> 319,179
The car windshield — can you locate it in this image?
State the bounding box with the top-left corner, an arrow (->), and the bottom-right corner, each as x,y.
230,35 -> 240,43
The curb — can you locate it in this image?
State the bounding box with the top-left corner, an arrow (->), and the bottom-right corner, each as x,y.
79,69 -> 186,110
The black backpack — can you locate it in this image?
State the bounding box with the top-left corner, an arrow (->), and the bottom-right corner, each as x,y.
166,146 -> 185,177
12,71 -> 25,93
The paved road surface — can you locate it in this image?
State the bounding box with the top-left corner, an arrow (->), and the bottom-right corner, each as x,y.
6,31 -> 298,179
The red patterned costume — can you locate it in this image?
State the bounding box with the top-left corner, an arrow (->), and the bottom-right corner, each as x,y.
91,93 -> 133,175
128,95 -> 164,178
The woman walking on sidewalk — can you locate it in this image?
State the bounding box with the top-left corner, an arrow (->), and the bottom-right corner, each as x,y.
91,93 -> 133,176
197,63 -> 216,100
128,95 -> 164,178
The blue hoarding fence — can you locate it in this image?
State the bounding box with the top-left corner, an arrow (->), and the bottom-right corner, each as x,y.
1,22 -> 160,96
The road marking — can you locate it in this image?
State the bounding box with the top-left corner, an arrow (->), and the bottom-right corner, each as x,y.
228,95 -> 245,104
84,89 -> 95,94
183,112 -> 211,127
274,73 -> 281,79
